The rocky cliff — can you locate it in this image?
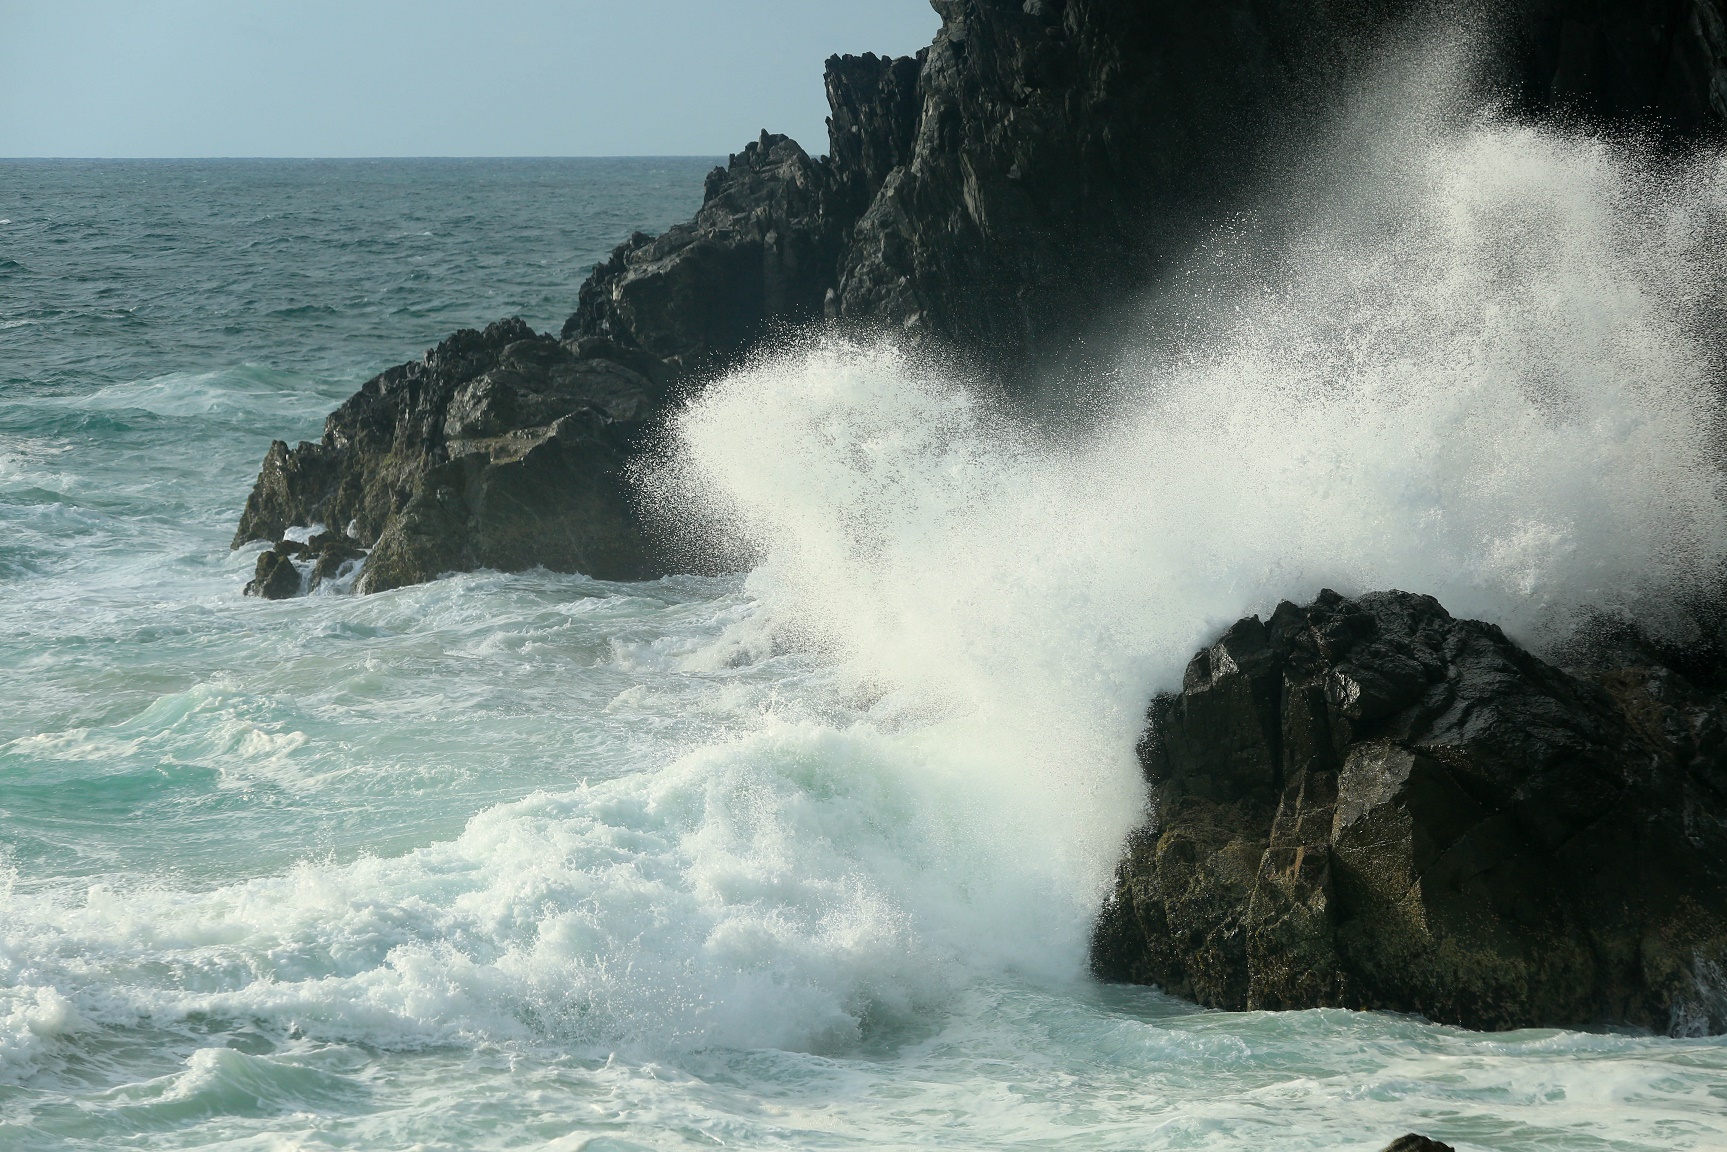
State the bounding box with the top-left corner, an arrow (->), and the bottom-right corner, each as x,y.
236,0 -> 1727,590
570,0 -> 1727,384
1090,590 -> 1727,1035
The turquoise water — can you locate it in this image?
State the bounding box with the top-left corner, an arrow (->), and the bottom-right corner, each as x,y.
2,156 -> 1726,1152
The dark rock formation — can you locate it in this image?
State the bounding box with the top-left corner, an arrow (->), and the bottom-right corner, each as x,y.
307,531 -> 367,587
233,319 -> 667,593
244,547 -> 303,600
566,130 -> 848,378
1381,1138 -> 1454,1152
236,0 -> 1727,591
1091,590 -> 1727,1035
565,48 -> 926,378
566,1 -> 1727,386
1512,0 -> 1727,130
243,531 -> 368,599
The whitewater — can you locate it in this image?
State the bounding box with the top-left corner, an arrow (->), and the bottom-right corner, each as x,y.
4,121 -> 1727,1152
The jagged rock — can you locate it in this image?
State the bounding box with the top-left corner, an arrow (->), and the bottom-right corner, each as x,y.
834,0 -> 1727,377
565,130 -> 848,378
564,52 -> 924,379
233,319 -> 666,593
831,0 -> 1362,371
569,1 -> 1727,386
305,531 -> 366,588
242,532 -> 369,599
244,548 -> 303,600
1091,590 -> 1727,1035
1381,1137 -> 1455,1152
236,0 -> 1727,591
822,52 -> 924,226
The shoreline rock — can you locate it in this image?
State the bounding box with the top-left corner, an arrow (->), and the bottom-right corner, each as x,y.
569,1 -> 1727,386
235,1 -> 1727,591
1090,590 -> 1727,1035
233,319 -> 668,594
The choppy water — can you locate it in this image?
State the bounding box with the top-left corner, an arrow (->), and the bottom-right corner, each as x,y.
3,138 -> 1727,1152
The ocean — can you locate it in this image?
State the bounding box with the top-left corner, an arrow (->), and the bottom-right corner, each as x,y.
2,146 -> 1726,1152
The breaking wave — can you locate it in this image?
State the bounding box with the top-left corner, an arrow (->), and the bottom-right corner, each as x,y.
642,105 -> 1727,1029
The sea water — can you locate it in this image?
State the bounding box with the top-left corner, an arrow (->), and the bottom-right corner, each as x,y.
3,135 -> 1727,1151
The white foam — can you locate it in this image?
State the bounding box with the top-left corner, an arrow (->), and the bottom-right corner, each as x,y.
76,367 -> 342,422
0,985 -> 81,1077
637,101 -> 1727,1036
0,704 -> 1089,1059
11,99 -> 1714,1071
2,681 -> 314,792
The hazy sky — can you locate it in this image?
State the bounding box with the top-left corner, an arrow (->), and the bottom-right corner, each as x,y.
0,0 -> 940,157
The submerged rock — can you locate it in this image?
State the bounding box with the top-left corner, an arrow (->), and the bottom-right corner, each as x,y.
1381,1138 -> 1454,1152
234,319 -> 667,593
243,547 -> 303,600
1091,590 -> 1727,1035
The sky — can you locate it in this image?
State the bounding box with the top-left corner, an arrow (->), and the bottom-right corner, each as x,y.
0,0 -> 940,157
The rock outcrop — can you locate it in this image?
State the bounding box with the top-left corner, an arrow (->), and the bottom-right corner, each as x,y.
566,0 -> 1727,384
233,319 -> 667,593
562,50 -> 926,376
566,129 -> 850,379
1090,590 -> 1727,1034
237,0 -> 1727,591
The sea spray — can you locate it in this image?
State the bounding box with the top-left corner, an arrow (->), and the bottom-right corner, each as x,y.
644,108 -> 1727,1011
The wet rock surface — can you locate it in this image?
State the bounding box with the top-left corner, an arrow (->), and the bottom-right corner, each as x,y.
1091,590 -> 1727,1035
243,531 -> 369,600
234,319 -> 667,594
243,547 -> 304,600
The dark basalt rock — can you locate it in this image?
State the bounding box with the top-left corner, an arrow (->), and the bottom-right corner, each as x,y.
236,0 -> 1727,591
565,129 -> 849,378
1091,590 -> 1727,1035
233,319 -> 667,593
1381,1138 -> 1454,1152
244,547 -> 303,600
568,1 -> 1727,386
1513,0 -> 1727,130
564,48 -> 926,378
243,531 -> 369,599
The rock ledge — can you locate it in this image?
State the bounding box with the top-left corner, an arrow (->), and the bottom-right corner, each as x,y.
233,319 -> 667,593
1092,590 -> 1727,1035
